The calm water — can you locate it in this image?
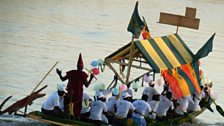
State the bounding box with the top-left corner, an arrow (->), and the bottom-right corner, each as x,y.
0,0 -> 224,125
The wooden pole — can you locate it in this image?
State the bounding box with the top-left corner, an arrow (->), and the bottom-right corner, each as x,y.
113,60 -> 151,71
105,59 -> 125,84
126,36 -> 135,87
31,61 -> 59,94
128,71 -> 152,86
176,26 -> 179,34
24,61 -> 59,116
153,71 -> 155,81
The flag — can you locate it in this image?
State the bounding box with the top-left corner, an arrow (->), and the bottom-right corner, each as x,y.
162,70 -> 184,99
127,1 -> 145,39
193,33 -> 216,63
161,63 -> 202,99
181,63 -> 201,94
142,16 -> 152,39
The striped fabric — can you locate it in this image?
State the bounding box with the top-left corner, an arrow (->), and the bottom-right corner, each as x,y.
135,34 -> 194,73
162,63 -> 201,99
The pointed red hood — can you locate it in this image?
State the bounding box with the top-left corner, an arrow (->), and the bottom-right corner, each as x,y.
77,53 -> 84,70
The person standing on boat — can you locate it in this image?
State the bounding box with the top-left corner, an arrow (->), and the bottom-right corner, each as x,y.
89,92 -> 108,125
142,80 -> 158,102
41,83 -> 67,118
132,94 -> 152,126
56,53 -> 94,119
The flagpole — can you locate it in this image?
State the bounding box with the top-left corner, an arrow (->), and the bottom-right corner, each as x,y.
176,26 -> 179,34
126,35 -> 135,87
126,1 -> 144,87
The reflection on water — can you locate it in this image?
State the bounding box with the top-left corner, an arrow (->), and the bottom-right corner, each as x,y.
0,115 -> 48,126
0,0 -> 224,125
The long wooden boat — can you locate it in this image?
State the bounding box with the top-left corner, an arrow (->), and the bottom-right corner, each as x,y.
146,106 -> 207,126
28,111 -> 97,126
27,100 -> 211,126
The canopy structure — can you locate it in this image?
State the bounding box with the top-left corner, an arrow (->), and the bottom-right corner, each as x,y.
135,34 -> 194,73
105,34 -> 194,76
105,33 -> 214,98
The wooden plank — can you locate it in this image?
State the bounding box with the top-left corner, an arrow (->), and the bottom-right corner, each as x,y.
159,12 -> 200,29
185,7 -> 196,18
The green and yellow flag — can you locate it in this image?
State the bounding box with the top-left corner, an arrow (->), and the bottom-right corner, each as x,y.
127,1 -> 145,39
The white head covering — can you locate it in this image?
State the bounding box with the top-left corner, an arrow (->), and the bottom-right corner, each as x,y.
57,83 -> 67,93
143,88 -> 150,96
96,92 -> 105,98
127,88 -> 134,96
122,92 -> 131,98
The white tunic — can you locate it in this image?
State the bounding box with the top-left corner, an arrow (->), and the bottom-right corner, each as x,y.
132,100 -> 151,118
89,100 -> 108,121
148,100 -> 159,119
81,92 -> 90,114
156,95 -> 174,116
116,100 -> 135,118
143,87 -> 158,102
175,96 -> 194,115
42,91 -> 63,111
188,92 -> 205,111
107,96 -> 119,113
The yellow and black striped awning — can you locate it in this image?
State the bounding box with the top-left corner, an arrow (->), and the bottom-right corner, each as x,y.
105,34 -> 194,73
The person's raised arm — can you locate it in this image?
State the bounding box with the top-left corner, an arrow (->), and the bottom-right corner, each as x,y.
56,68 -> 67,81
84,73 -> 94,88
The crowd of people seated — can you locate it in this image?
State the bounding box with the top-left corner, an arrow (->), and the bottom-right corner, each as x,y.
41,78 -> 214,126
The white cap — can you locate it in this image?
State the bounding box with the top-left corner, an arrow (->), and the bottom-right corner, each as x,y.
57,83 -> 67,93
122,92 -> 131,98
96,92 -> 105,98
127,88 -> 134,96
143,88 -> 149,96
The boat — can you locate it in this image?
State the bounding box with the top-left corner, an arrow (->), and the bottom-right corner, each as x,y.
28,111 -> 100,126
27,98 -> 211,126
27,20 -> 216,126
4,2 -> 219,126
146,105 -> 208,126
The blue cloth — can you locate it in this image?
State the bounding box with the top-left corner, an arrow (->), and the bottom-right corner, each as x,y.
131,116 -> 146,126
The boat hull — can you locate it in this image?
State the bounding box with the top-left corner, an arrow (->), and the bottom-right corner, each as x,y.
28,106 -> 207,126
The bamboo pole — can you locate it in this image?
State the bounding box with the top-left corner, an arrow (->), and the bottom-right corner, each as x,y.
128,71 -> 152,86
30,61 -> 59,94
24,61 -> 59,115
126,36 -> 135,87
112,60 -> 151,71
176,26 -> 179,34
105,59 -> 125,84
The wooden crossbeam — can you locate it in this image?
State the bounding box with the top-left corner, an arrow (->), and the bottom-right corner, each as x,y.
158,7 -> 200,33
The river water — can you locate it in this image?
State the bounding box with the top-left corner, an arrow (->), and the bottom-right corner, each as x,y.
0,0 -> 224,125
